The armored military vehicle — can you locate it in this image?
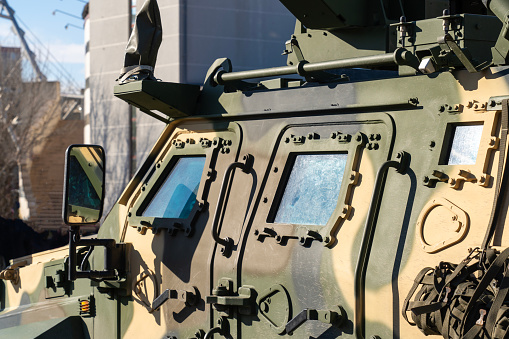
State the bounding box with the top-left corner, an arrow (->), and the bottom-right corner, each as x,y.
5,0 -> 509,338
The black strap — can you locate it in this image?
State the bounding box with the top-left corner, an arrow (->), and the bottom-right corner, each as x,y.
485,266 -> 509,335
402,266 -> 433,324
482,99 -> 509,250
460,247 -> 509,336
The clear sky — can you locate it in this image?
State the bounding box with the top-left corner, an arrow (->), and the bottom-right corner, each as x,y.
0,0 -> 87,90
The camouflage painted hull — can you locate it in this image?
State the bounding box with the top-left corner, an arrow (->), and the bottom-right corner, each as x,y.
3,65 -> 509,338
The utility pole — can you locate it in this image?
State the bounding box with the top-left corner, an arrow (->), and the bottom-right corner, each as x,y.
0,0 -> 47,82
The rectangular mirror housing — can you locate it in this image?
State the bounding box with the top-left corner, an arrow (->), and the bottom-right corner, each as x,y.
63,144 -> 105,225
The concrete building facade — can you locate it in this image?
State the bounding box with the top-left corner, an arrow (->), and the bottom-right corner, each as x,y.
84,0 -> 294,212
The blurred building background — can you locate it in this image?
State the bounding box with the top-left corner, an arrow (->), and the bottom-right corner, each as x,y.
0,0 -> 85,236
83,0 -> 294,213
0,0 -> 293,264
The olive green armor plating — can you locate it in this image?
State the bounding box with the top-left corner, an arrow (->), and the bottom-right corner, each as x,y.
6,0 -> 509,338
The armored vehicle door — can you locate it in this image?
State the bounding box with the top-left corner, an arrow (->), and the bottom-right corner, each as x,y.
207,113 -> 396,338
121,121 -> 245,338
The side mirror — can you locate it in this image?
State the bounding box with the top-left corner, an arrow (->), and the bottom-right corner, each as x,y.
63,145 -> 105,225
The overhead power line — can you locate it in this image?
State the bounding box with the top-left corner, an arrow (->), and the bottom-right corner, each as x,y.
0,0 -> 83,94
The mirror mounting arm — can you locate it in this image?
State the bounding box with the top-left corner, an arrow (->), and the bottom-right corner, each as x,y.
68,226 -> 123,281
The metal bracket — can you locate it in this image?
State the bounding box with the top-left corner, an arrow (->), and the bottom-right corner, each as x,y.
68,227 -> 128,281
282,36 -> 305,62
152,286 -> 200,311
206,278 -> 257,316
137,137 -> 225,237
285,306 -> 346,335
438,33 -> 477,73
324,132 -> 366,247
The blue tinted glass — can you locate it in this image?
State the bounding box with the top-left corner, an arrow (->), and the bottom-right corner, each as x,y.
448,125 -> 483,165
274,154 -> 348,226
143,157 -> 205,218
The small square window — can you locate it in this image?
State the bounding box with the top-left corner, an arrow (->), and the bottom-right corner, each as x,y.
446,124 -> 483,165
142,157 -> 205,219
273,153 -> 347,226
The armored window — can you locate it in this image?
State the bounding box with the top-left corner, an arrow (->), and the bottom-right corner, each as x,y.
273,153 -> 348,226
142,156 -> 206,219
446,124 -> 483,165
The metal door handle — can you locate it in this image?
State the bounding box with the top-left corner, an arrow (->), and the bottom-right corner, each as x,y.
211,154 -> 254,257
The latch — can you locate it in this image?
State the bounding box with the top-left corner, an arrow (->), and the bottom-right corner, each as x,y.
0,260 -> 26,285
206,278 -> 256,316
285,306 -> 346,335
152,286 -> 200,311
